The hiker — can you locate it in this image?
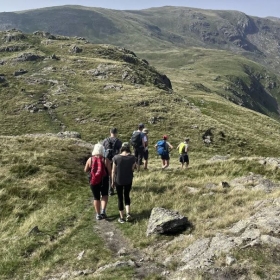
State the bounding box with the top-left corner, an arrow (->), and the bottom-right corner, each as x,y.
177,138 -> 190,169
84,143 -> 109,220
111,142 -> 136,223
130,123 -> 145,171
102,128 -> 122,196
155,135 -> 173,169
143,128 -> 149,170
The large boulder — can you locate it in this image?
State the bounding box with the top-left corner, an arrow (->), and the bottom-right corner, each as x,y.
146,207 -> 189,236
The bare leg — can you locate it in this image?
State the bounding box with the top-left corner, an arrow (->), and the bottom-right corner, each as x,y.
119,210 -> 124,219
125,205 -> 130,215
101,195 -> 108,212
93,200 -> 101,214
144,159 -> 148,169
162,160 -> 169,169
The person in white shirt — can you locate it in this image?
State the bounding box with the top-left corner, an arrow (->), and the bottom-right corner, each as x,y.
142,128 -> 149,170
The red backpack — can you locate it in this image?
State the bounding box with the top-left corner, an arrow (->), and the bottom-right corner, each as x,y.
90,156 -> 106,185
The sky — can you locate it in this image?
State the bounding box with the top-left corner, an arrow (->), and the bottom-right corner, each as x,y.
0,0 -> 279,18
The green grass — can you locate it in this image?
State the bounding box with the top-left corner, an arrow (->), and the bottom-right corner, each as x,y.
0,31 -> 280,279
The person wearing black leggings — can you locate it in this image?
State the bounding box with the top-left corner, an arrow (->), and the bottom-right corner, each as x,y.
112,142 -> 136,223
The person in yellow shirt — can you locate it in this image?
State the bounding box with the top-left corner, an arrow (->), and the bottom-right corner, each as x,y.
177,138 -> 189,169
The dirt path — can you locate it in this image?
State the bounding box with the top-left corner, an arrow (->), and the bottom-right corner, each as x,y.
94,218 -> 165,279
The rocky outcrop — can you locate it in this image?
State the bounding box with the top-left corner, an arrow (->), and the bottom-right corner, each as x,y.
56,131 -> 81,139
14,69 -> 28,76
146,207 -> 189,236
229,173 -> 280,192
14,52 -> 44,62
177,198 -> 280,272
69,45 -> 82,53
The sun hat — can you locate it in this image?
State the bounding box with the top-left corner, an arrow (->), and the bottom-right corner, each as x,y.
163,135 -> 168,140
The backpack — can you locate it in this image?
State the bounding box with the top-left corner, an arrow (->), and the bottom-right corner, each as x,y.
178,142 -> 186,154
104,137 -> 118,160
130,131 -> 142,148
90,156 -> 106,185
157,140 -> 168,156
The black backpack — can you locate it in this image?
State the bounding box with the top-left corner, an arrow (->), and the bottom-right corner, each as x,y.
130,131 -> 142,148
104,137 -> 118,160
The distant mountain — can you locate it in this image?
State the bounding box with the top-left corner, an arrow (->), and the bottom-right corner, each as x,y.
1,5 -> 280,74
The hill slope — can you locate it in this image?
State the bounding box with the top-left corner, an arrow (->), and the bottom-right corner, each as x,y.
0,5 -> 280,73
1,31 -> 280,280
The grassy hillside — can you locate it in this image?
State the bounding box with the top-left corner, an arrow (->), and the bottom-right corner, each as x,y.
1,5 -> 280,73
0,31 -> 280,279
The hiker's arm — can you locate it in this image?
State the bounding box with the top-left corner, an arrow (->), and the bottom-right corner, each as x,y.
111,162 -> 116,186
185,145 -> 188,153
168,143 -> 174,149
84,158 -> 91,172
176,144 -> 180,150
142,137 -> 145,148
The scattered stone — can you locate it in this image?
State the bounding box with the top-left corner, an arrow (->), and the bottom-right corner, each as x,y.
14,52 -> 44,62
226,255 -> 236,266
209,155 -> 230,162
222,182 -> 230,188
146,207 -> 189,236
2,32 -> 26,42
56,131 -> 81,139
28,226 -> 41,236
77,250 -> 85,260
0,75 -> 6,83
69,45 -> 82,53
229,173 -> 280,192
104,84 -> 123,91
14,69 -> 28,76
117,247 -> 127,256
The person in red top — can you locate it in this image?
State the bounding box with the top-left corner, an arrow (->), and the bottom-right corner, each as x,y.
84,143 -> 108,220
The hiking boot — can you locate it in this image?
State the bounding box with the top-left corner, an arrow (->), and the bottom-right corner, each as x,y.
118,218 -> 125,224
96,214 -> 103,220
101,212 -> 107,219
109,187 -> 114,196
126,214 -> 132,222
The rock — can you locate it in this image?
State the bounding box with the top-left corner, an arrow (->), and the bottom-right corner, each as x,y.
222,181 -> 230,188
146,207 -> 189,236
2,32 -> 26,42
56,131 -> 81,139
69,45 -> 82,53
104,84 -> 123,91
77,250 -> 85,260
14,69 -> 28,76
209,155 -> 230,162
14,53 -> 44,62
180,233 -> 238,270
117,247 -> 127,256
28,226 -> 41,235
0,76 -> 6,83
260,235 -> 280,246
226,255 -> 236,266
229,173 -> 280,192
154,74 -> 172,90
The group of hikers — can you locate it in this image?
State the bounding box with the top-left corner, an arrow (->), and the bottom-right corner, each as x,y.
84,123 -> 190,223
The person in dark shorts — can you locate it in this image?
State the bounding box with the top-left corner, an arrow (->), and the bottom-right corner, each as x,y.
155,135 -> 173,169
102,128 -> 122,196
84,144 -> 108,220
143,128 -> 149,170
177,138 -> 190,169
131,123 -> 145,172
112,142 -> 136,223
